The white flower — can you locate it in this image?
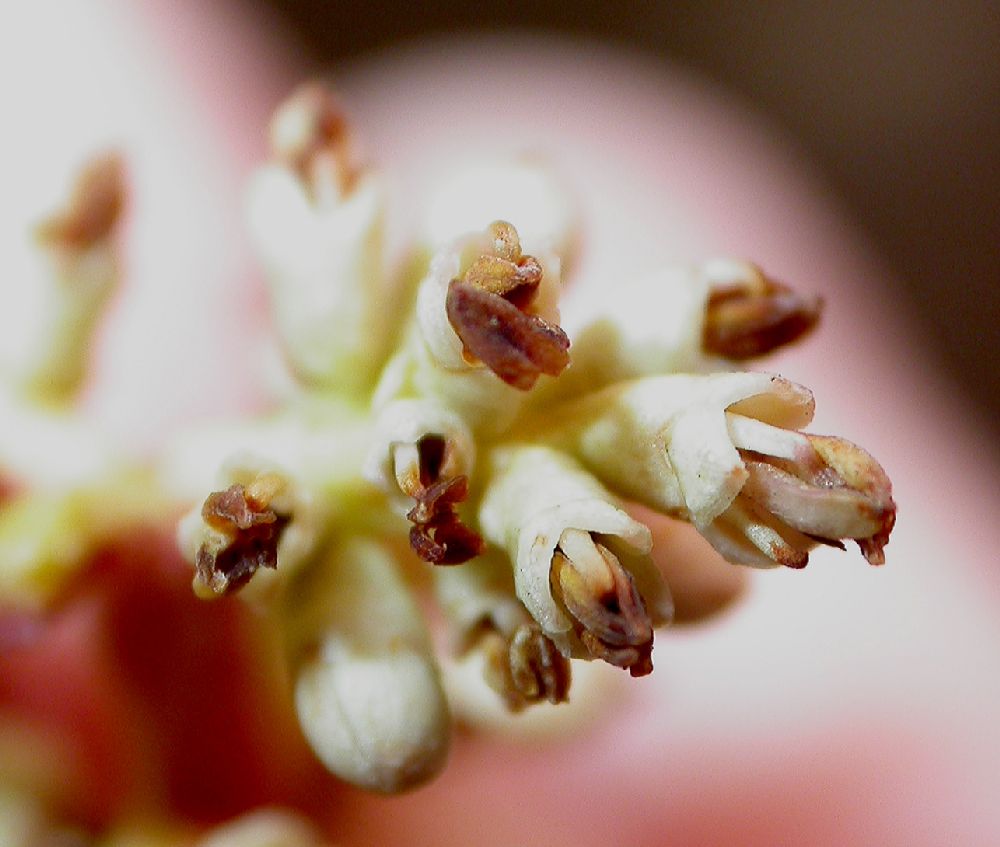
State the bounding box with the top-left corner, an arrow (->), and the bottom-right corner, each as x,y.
375,220 -> 568,434
245,85 -> 394,394
539,371 -> 894,568
0,81 -> 896,801
478,444 -> 673,674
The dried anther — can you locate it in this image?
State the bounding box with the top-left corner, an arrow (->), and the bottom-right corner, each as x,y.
195,474 -> 291,595
703,272 -> 822,360
461,254 -> 543,306
446,281 -> 570,390
550,529 -> 654,677
403,435 -> 484,565
36,153 -> 125,249
269,83 -> 355,198
482,622 -> 571,712
727,417 -> 896,567
445,221 -> 570,389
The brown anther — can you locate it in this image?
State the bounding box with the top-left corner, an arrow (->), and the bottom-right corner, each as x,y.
738,433 -> 896,567
483,623 -> 571,712
36,153 -> 125,249
446,280 -> 570,390
195,481 -> 290,596
444,220 -> 570,388
405,435 -> 484,566
551,538 -> 654,677
806,435 -> 896,565
703,276 -> 822,360
270,83 -> 355,198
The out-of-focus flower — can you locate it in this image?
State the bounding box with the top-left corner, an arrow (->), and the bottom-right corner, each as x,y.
2,153 -> 124,405
245,84 -> 393,395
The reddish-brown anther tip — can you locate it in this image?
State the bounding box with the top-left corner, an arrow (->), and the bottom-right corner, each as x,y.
37,153 -> 125,249
196,483 -> 289,595
446,279 -> 570,390
703,281 -> 823,360
271,84 -> 348,172
406,474 -> 484,566
506,623 -> 572,709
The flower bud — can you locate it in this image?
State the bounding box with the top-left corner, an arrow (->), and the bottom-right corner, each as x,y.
282,538 -> 450,793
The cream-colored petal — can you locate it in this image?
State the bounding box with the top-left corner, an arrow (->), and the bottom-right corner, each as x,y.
539,371 -> 809,526
414,235 -> 472,371
246,167 -> 389,393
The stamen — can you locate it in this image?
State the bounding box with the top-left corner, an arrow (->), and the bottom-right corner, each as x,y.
703,272 -> 822,360
731,422 -> 896,566
807,434 -> 896,565
36,153 -> 124,249
195,474 -> 291,596
482,622 -> 571,712
550,529 -> 654,677
446,281 -> 570,390
445,221 -> 570,389
721,493 -> 811,568
742,459 -> 884,540
489,220 -> 522,262
399,435 -> 484,565
462,255 -> 542,303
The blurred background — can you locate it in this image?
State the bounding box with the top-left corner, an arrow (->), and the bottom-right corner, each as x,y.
264,0 -> 1000,430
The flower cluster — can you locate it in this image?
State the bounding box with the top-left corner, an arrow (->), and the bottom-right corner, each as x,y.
0,81 -> 895,819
